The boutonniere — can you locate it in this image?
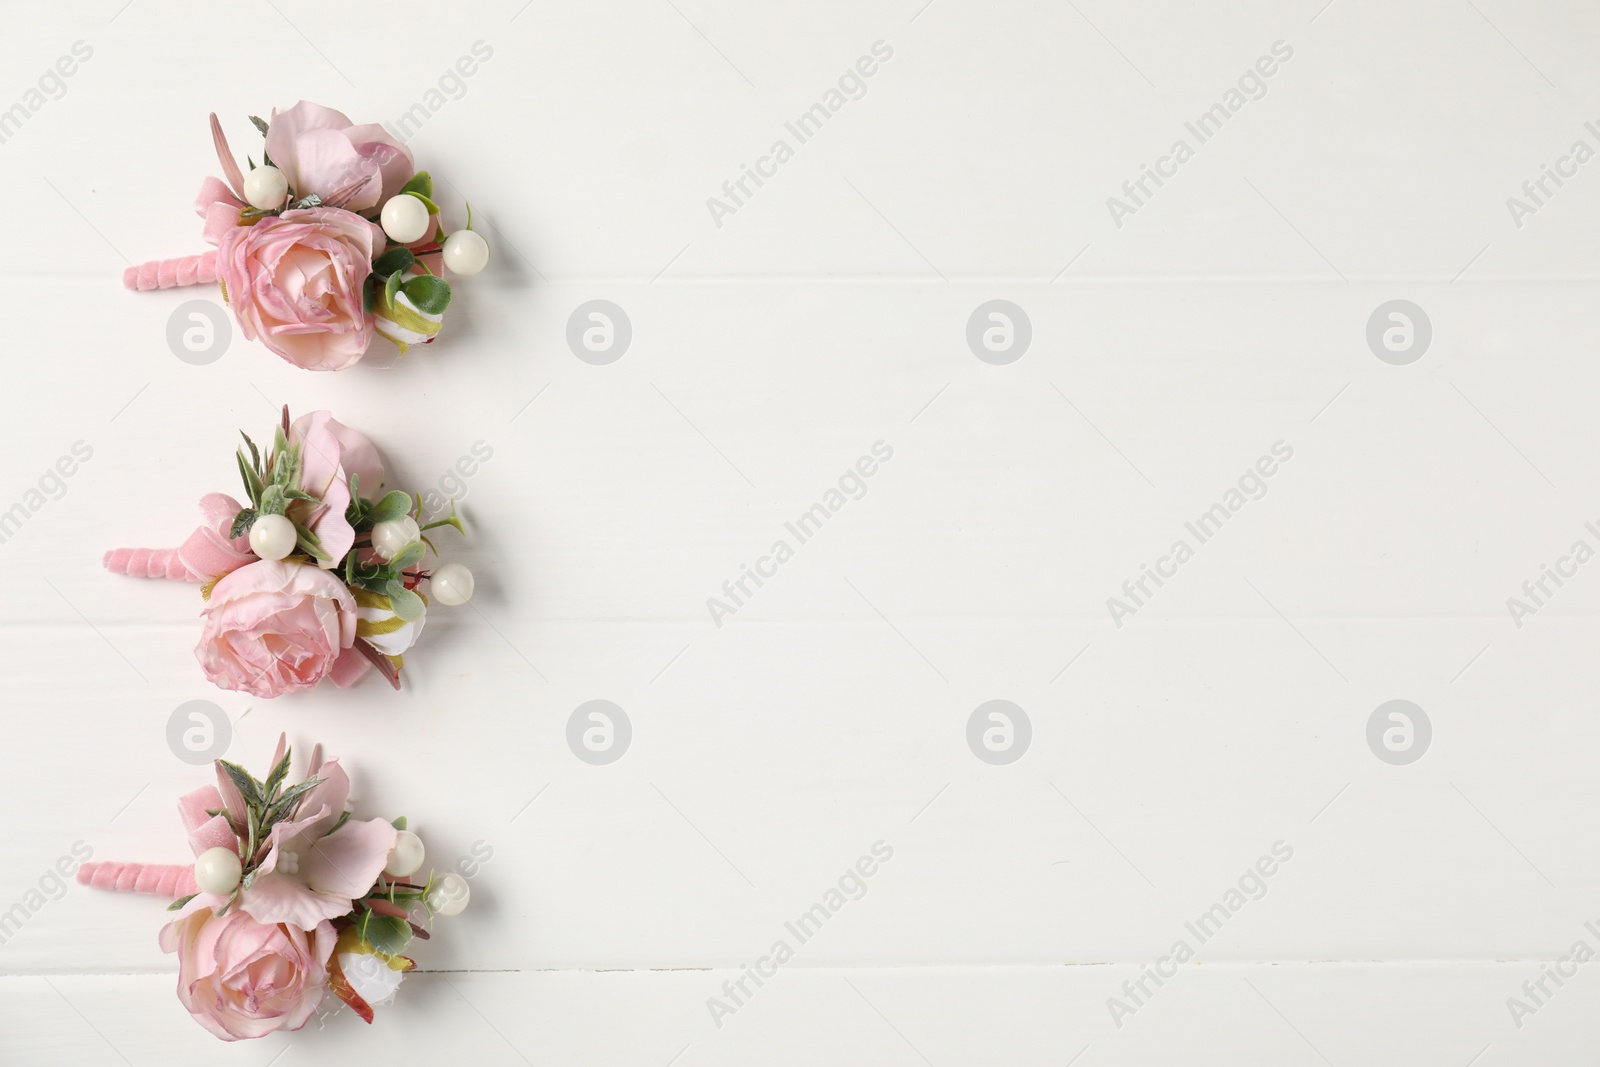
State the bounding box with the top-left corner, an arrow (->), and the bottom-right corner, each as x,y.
125,101 -> 489,370
79,736 -> 470,1040
105,407 -> 475,698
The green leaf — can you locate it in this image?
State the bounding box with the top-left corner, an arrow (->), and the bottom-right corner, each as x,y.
230,509 -> 258,540
399,170 -> 433,200
249,115 -> 269,137
373,247 -> 416,277
218,760 -> 264,808
401,274 -> 451,315
236,450 -> 265,509
386,582 -> 425,623
370,490 -> 413,524
264,776 -> 322,824
362,276 -> 375,316
259,484 -> 285,516
390,541 -> 425,572
420,499 -> 465,536
392,816 -> 407,831
295,524 -> 330,562
167,893 -> 198,911
356,910 -> 413,955
262,748 -> 293,800
384,270 -> 402,310
407,191 -> 440,216
240,432 -> 261,474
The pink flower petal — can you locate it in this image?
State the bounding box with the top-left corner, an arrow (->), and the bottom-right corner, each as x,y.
301,816 -> 397,900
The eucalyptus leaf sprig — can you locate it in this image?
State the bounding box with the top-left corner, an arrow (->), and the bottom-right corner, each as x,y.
228,425 -> 330,562
167,747 -> 326,917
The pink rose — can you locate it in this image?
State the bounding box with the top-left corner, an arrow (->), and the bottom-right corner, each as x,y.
264,101 -> 415,211
288,411 -> 385,567
196,560 -> 357,698
160,907 -> 336,1041
217,207 -> 383,372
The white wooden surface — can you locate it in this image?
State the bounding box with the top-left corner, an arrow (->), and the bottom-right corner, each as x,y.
4,0 -> 1600,1062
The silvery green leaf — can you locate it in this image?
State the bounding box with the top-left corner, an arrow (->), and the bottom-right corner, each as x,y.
387,584 -> 425,623
370,491 -> 413,524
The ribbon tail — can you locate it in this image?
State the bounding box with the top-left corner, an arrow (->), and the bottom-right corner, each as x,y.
77,861 -> 198,898
103,547 -> 198,582
123,251 -> 219,291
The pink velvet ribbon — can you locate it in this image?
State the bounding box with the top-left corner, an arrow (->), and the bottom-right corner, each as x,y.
77,778 -> 244,898
122,252 -> 218,291
103,493 -> 255,583
122,171 -> 247,292
76,862 -> 198,897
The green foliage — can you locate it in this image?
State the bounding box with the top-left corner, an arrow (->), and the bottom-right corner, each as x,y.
369,490 -> 413,524
355,910 -> 413,955
207,749 -> 327,915
373,246 -> 416,277
400,171 -> 433,200
402,274 -> 451,315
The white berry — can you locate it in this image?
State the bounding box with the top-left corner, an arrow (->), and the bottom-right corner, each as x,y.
243,165 -> 288,210
431,563 -> 474,606
426,872 -> 470,916
370,516 -> 421,561
384,830 -> 426,878
381,193 -> 430,244
193,847 -> 242,895
442,229 -> 490,275
249,513 -> 297,560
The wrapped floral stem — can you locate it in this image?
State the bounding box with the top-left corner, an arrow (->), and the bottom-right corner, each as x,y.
123,251 -> 218,290
77,862 -> 198,897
